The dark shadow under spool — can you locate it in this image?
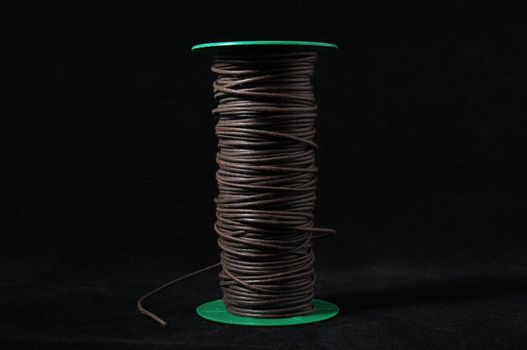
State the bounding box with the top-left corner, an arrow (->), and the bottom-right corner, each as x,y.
194,41 -> 339,326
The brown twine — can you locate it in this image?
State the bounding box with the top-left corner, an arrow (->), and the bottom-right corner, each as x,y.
137,49 -> 334,326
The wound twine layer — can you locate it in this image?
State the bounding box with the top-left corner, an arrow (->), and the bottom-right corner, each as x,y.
212,50 -> 335,318
136,47 -> 336,327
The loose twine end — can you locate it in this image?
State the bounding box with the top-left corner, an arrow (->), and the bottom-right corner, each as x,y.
136,262 -> 221,327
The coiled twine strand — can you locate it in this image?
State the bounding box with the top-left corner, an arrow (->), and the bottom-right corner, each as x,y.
212,50 -> 335,318
136,50 -> 335,327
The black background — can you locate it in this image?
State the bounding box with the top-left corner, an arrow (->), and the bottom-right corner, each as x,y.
6,2 -> 527,349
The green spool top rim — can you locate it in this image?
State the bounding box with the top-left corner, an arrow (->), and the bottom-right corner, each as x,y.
191,40 -> 338,52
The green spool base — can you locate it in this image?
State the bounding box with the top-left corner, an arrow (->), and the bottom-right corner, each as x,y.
196,299 -> 339,327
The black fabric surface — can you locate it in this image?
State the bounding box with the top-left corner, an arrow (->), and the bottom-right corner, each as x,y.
2,251 -> 527,349
6,2 -> 527,349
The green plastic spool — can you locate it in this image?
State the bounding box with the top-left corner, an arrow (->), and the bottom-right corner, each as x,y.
193,40 -> 339,327
196,299 -> 339,327
192,40 -> 338,52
